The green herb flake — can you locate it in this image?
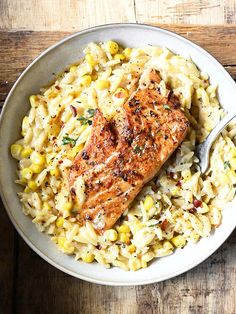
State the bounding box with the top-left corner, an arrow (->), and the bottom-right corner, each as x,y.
163,104 -> 171,110
224,161 -> 231,170
62,136 -> 78,147
133,145 -> 142,154
87,108 -> 96,118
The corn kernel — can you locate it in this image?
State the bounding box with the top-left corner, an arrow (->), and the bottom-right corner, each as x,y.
229,147 -> 236,158
85,53 -> 96,66
128,244 -> 136,253
143,195 -> 154,211
50,167 -> 60,177
43,202 -> 51,211
21,147 -> 33,159
81,253 -> 95,263
230,157 -> 236,170
119,233 -> 130,244
114,87 -> 128,99
21,168 -> 33,181
80,75 -> 92,87
114,53 -> 125,60
24,187 -> 31,193
96,79 -> 110,90
123,48 -> 132,59
182,169 -> 191,180
63,202 -> 73,212
105,41 -> 119,55
30,151 -> 45,166
56,217 -> 64,228
21,116 -> 29,136
10,144 -> 23,160
67,144 -> 84,159
30,164 -> 44,174
117,225 -> 130,233
163,240 -> 174,251
171,186 -> 180,196
29,95 -> 38,107
46,152 -> 57,164
128,258 -> 141,271
28,180 -> 38,191
171,235 -> 186,248
58,237 -> 75,253
69,65 -> 77,72
141,260 -> 147,268
104,229 -> 118,241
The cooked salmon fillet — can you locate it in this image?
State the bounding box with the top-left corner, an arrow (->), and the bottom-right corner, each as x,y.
69,70 -> 189,233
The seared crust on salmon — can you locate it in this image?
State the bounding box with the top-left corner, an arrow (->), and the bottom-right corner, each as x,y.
69,70 -> 190,233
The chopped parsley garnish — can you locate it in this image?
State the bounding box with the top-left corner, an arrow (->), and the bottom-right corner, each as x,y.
87,108 -> 96,117
77,116 -> 93,125
163,104 -> 171,110
77,108 -> 96,125
133,145 -> 142,154
62,136 -> 78,147
224,161 -> 231,170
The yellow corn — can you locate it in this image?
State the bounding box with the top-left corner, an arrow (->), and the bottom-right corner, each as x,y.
114,87 -> 128,99
230,157 -> 236,170
143,195 -> 154,211
50,167 -> 60,177
30,164 -> 44,174
67,144 -> 84,159
105,41 -> 119,55
56,217 -> 64,228
85,53 -> 96,66
127,244 -> 136,253
21,147 -> 33,159
62,202 -> 73,212
28,180 -> 38,191
10,144 -> 23,160
123,48 -> 132,59
30,151 -> 45,166
171,186 -> 180,196
43,202 -> 51,211
104,229 -> 118,241
24,186 -> 31,193
141,260 -> 147,268
21,116 -> 29,136
182,169 -> 191,181
57,237 -> 74,253
119,233 -> 130,244
117,224 -> 130,233
29,95 -> 38,107
114,53 -> 125,60
46,152 -> 57,164
80,75 -> 92,87
229,147 -> 236,158
128,258 -> 141,271
69,65 -> 77,72
171,235 -> 186,248
81,253 -> 95,263
96,79 -> 110,90
21,168 -> 33,181
163,240 -> 174,251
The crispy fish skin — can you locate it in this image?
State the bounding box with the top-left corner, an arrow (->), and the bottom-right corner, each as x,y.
69,70 -> 190,233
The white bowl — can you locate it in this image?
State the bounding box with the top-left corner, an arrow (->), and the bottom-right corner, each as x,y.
0,23 -> 236,286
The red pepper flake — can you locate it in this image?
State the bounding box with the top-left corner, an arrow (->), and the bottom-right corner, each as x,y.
115,91 -> 125,99
70,105 -> 77,117
193,199 -> 202,208
176,180 -> 182,187
55,85 -> 60,90
160,219 -> 169,231
189,208 -> 197,214
58,160 -> 63,164
167,171 -> 174,179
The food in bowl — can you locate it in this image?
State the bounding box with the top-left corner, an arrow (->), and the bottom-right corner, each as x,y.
10,41 -> 236,271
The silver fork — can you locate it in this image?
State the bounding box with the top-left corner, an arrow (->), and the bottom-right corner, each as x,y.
195,110 -> 236,173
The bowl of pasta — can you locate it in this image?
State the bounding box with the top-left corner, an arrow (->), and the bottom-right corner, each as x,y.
0,23 -> 236,285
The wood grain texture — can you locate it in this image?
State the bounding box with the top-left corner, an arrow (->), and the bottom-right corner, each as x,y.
0,25 -> 236,314
135,0 -> 236,25
0,25 -> 236,107
0,0 -> 236,31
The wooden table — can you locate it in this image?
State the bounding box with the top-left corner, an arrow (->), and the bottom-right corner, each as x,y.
0,1 -> 236,313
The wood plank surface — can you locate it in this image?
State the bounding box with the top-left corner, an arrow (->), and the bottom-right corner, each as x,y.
0,25 -> 236,107
0,24 -> 236,314
0,0 -> 235,30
